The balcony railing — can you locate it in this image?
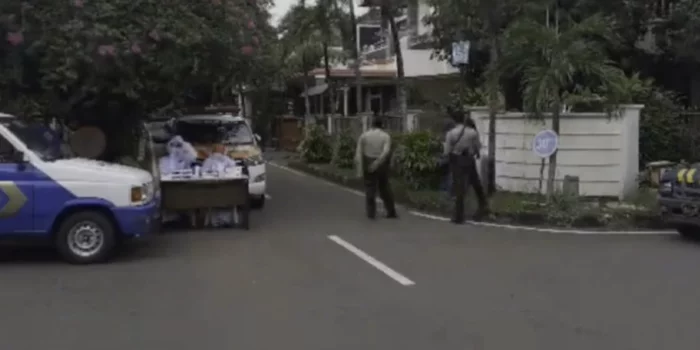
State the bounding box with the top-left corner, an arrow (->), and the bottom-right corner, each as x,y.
359,25 -> 412,60
650,0 -> 677,19
407,32 -> 433,49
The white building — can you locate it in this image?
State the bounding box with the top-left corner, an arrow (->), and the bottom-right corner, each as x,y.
299,1 -> 461,119
355,1 -> 461,105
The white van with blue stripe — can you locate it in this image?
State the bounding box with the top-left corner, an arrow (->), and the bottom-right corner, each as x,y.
0,113 -> 159,264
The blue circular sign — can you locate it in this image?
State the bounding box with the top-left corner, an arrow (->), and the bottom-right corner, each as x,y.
532,130 -> 559,158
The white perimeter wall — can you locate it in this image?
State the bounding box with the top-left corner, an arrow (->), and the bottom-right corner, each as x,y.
471,105 -> 643,199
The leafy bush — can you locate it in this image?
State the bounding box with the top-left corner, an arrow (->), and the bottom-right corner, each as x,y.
0,0 -> 269,119
638,88 -> 691,164
331,132 -> 356,169
393,131 -> 443,190
448,85 -> 490,108
388,132 -> 406,174
286,161 -> 665,229
540,192 -> 585,227
298,124 -> 332,163
602,73 -> 690,165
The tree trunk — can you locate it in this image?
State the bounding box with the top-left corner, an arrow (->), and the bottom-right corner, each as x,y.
323,41 -> 335,119
690,64 -> 700,107
348,0 -> 363,115
303,77 -> 311,122
385,7 -> 406,120
302,52 -> 313,132
239,85 -> 247,118
210,83 -> 218,105
546,101 -> 561,196
486,38 -> 499,196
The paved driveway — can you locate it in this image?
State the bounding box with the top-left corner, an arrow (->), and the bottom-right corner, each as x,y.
1,156 -> 700,350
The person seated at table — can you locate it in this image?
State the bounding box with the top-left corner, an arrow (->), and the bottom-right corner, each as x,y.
159,135 -> 197,176
201,144 -> 237,227
201,144 -> 237,176
159,135 -> 199,226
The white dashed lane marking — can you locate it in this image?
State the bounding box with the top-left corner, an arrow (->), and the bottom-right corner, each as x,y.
328,235 -> 415,286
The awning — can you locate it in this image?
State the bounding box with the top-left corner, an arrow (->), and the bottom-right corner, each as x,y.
300,84 -> 328,97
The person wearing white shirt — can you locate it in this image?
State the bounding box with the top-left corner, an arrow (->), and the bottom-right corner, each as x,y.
355,116 -> 397,219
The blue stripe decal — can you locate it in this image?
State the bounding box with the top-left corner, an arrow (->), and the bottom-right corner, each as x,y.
0,163 -> 84,235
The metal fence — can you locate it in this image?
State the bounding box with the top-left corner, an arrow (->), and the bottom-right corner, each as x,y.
328,114 -> 405,135
384,115 -> 404,133
413,109 -> 444,134
330,116 -> 364,137
326,110 -> 447,137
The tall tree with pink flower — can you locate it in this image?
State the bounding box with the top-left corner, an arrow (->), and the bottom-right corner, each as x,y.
0,0 -> 277,121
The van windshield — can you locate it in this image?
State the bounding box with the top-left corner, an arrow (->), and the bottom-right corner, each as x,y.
7,121 -> 73,161
176,120 -> 254,145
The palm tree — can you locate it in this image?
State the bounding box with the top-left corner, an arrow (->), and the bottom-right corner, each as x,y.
381,4 -> 407,120
500,12 -> 625,195
353,0 -> 406,119
284,0 -> 345,119
313,0 -> 340,116
349,0 -> 363,114
336,0 -> 363,115
279,4 -> 325,125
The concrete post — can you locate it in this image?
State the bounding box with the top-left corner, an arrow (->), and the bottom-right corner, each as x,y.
618,104 -> 644,199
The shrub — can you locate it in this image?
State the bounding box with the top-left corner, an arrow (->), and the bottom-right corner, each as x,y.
639,88 -> 691,164
388,132 -> 406,174
331,132 -> 356,169
298,124 -> 332,163
608,73 -> 690,165
393,131 -> 443,190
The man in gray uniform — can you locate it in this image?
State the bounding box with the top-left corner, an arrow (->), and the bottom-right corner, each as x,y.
440,118 -> 456,193
443,110 -> 489,223
355,116 -> 397,219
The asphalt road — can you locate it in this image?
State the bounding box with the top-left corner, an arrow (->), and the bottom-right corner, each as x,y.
2,155 -> 700,350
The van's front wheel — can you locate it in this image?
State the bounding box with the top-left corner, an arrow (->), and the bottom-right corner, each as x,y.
55,211 -> 118,264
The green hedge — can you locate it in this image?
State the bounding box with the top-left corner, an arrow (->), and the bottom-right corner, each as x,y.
392,131 -> 443,190
298,124 -> 332,163
638,87 -> 694,164
287,161 -> 667,230
331,131 -> 356,169
300,128 -> 444,190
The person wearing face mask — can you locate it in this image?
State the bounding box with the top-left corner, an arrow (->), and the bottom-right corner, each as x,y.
200,144 -> 238,227
159,135 -> 199,225
201,144 -> 237,174
159,135 -> 197,175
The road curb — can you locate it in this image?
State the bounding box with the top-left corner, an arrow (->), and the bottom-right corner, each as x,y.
269,161 -> 676,236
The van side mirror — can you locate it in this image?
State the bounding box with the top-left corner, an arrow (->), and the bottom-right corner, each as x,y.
254,134 -> 261,142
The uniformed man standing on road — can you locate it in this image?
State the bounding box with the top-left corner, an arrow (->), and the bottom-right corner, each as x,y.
355,115 -> 398,219
444,109 -> 489,224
